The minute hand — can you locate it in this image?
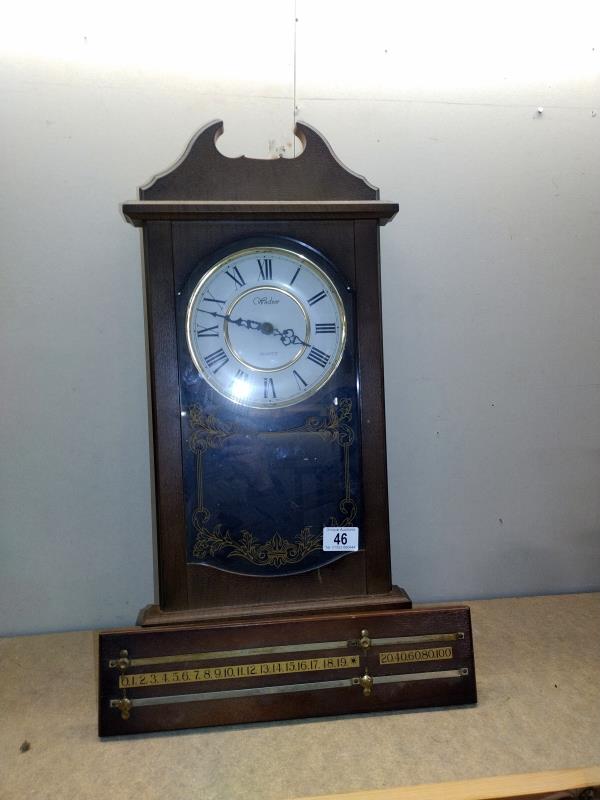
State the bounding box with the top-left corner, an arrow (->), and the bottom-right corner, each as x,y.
199,308 -> 262,331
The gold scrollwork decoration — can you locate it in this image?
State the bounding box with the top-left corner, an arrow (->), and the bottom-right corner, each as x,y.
297,397 -> 354,447
188,407 -> 236,454
192,526 -> 323,567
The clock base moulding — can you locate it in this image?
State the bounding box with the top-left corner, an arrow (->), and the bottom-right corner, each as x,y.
137,585 -> 412,627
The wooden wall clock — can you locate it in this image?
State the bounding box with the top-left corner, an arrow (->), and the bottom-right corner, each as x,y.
98,122 -> 476,735
124,120 -> 410,625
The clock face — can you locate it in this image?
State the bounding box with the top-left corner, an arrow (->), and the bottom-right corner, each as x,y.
185,246 -> 346,409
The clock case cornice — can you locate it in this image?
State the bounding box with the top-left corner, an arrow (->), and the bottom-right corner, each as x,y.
122,119 -> 398,225
123,200 -> 398,226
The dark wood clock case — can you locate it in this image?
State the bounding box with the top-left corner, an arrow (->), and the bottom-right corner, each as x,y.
97,122 -> 476,735
124,120 -> 410,626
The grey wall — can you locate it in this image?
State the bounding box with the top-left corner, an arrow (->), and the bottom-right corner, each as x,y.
1,1 -> 599,635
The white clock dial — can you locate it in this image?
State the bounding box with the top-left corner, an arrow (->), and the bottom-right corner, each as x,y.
185,246 -> 347,408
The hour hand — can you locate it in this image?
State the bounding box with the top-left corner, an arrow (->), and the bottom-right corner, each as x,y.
274,328 -> 309,347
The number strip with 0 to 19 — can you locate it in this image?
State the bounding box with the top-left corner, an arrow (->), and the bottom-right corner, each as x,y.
119,655 -> 360,689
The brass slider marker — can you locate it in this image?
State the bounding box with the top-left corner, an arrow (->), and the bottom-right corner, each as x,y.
115,697 -> 132,720
347,628 -> 371,650
356,667 -> 373,696
109,650 -> 130,671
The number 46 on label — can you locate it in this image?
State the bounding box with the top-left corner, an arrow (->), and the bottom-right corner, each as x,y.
322,527 -> 359,552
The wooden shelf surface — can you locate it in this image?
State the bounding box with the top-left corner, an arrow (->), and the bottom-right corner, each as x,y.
2,593 -> 599,800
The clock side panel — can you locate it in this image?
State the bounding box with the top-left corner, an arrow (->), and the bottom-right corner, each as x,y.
355,220 -> 393,593
142,222 -> 189,611
172,220 -> 370,609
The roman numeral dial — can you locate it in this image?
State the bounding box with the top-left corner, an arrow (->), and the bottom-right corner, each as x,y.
315,323 -> 336,334
204,348 -> 229,373
307,346 -> 331,368
308,290 -> 326,306
257,258 -> 272,280
185,244 -> 347,408
225,265 -> 245,288
196,324 -> 219,338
